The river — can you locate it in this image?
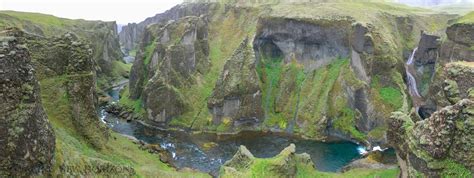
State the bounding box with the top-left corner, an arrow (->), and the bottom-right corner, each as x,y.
99,79 -> 368,175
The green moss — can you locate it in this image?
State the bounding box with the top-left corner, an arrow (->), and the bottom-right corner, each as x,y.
371,75 -> 404,112
168,6 -> 259,130
379,87 -> 403,109
368,126 -> 387,140
333,108 -> 367,141
440,159 -> 472,178
119,85 -> 145,116
40,74 -> 209,177
143,41 -> 157,65
111,60 -> 132,78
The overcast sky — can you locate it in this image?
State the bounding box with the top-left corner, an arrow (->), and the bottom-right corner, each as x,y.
1,0 -> 473,24
0,0 -> 183,24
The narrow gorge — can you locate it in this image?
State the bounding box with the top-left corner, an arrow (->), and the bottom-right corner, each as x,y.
1,0 -> 473,177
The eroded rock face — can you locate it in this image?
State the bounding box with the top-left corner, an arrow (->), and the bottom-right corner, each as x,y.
130,16 -> 210,123
254,17 -> 352,71
0,28 -> 55,177
388,62 -> 474,177
440,23 -> 474,63
119,3 -> 214,51
413,32 -> 440,96
208,38 -> 263,127
27,31 -> 109,149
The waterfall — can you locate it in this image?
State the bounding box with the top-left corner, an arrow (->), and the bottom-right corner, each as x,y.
406,48 -> 421,98
406,47 -> 417,65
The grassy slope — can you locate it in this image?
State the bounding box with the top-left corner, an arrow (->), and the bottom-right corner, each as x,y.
455,11 -> 474,24
40,76 -> 210,177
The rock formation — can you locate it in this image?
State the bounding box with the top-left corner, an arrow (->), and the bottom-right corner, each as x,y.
119,3 -> 214,51
208,38 -> 264,128
26,31 -> 109,149
388,62 -> 474,177
220,144 -> 315,177
0,12 -> 124,88
0,28 -> 55,177
130,16 -> 210,123
124,1 -> 458,146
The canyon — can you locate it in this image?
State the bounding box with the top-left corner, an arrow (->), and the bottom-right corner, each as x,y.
1,0 -> 473,177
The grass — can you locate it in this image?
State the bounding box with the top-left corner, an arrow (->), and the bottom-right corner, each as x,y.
40,75 -> 210,177
119,85 -> 145,116
221,147 -> 400,178
440,159 -> 472,178
167,5 -> 260,129
379,87 -> 404,109
143,41 -> 157,65
371,75 -> 404,111
333,108 -> 367,141
112,60 -> 132,77
455,11 -> 474,24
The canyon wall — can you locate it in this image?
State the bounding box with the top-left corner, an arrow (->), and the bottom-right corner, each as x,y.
0,28 -> 55,177
124,1 -> 455,146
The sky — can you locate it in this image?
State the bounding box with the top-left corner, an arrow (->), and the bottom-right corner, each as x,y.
0,0 -> 183,24
1,0 -> 473,24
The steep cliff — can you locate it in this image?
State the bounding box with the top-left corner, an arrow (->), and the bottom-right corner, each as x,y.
0,28 -> 55,177
118,3 -> 214,51
26,32 -> 109,149
125,1 -> 456,145
388,61 -> 473,177
0,11 -> 125,89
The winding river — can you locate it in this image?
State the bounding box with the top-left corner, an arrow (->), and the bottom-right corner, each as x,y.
99,77 -> 369,175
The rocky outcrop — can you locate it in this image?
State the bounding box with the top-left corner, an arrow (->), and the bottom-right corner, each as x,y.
0,28 -> 55,177
0,12 -> 124,87
27,32 -> 109,149
440,22 -> 474,62
220,144 -> 315,177
129,16 -> 210,123
119,23 -> 142,52
208,38 -> 263,128
413,32 -> 441,96
254,17 -> 352,71
388,62 -> 474,177
119,3 -> 215,51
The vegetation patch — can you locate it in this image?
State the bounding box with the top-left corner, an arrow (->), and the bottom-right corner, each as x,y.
333,108 -> 366,141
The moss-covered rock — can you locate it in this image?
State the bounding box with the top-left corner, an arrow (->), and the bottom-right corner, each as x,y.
0,28 -> 55,177
0,11 -> 125,89
25,32 -> 109,149
208,38 -> 263,130
220,144 -> 314,177
129,16 -> 211,124
388,62 -> 474,177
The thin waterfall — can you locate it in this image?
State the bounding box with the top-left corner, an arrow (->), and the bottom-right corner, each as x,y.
405,47 -> 424,117
406,48 -> 421,98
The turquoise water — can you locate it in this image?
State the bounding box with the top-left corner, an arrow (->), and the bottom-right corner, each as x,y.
101,113 -> 362,174
100,85 -> 363,175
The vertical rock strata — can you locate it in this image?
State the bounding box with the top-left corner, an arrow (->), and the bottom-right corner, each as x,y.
27,32 -> 109,149
0,28 -> 55,177
130,16 -> 210,123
